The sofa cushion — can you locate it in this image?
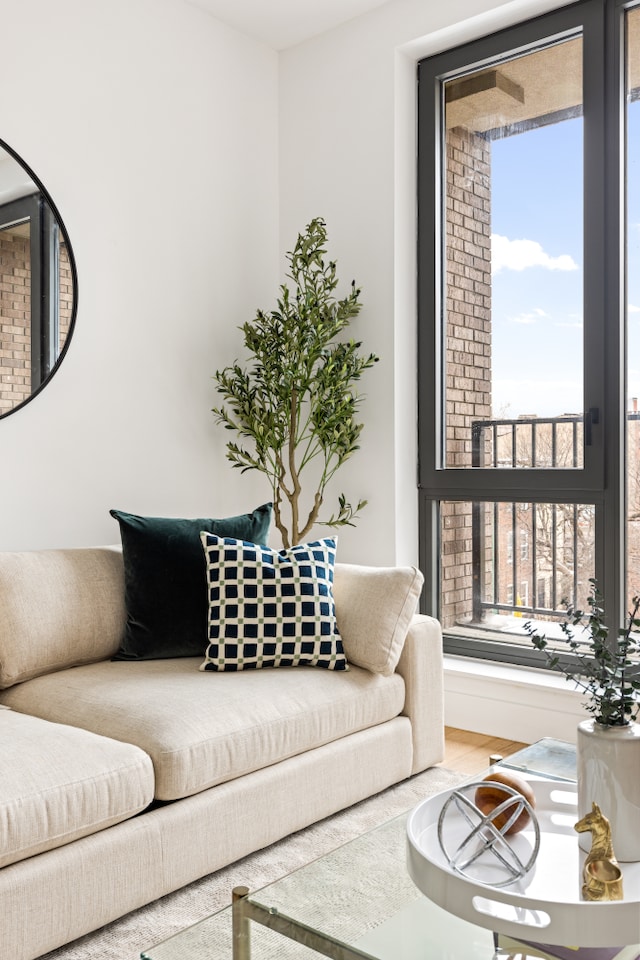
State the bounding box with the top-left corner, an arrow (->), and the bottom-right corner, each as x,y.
0,707 -> 154,869
333,563 -> 424,675
110,503 -> 272,660
0,658 -> 405,801
200,534 -> 347,671
0,546 -> 125,689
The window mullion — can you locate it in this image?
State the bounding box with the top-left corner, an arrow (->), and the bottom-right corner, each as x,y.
598,0 -> 626,635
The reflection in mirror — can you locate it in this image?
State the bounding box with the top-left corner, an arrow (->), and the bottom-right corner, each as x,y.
0,140 -> 76,418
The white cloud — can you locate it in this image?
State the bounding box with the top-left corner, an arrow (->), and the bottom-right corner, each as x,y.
492,234 -> 579,275
508,308 -> 547,325
629,303 -> 640,314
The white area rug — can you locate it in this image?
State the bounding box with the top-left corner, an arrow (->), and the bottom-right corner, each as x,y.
39,765 -> 465,960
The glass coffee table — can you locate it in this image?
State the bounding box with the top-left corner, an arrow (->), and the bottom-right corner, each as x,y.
140,739 -> 588,960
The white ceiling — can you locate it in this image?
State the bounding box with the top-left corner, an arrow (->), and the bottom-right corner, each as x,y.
186,0 -> 397,50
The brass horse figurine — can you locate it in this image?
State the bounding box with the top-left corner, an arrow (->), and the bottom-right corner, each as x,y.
574,802 -> 624,901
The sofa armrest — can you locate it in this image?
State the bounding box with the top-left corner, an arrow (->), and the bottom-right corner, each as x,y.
396,614 -> 444,773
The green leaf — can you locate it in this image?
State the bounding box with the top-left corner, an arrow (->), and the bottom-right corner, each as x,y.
211,218 -> 378,547
524,579 -> 640,725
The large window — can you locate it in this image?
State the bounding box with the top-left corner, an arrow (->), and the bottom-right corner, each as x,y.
418,0 -> 638,665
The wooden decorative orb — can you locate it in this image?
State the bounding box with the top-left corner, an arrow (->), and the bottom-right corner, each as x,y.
474,770 -> 536,836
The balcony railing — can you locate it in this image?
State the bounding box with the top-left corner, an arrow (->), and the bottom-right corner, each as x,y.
471,414 -> 583,471
470,414 -> 585,624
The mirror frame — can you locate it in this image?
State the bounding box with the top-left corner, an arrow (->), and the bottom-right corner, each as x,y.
0,137 -> 78,420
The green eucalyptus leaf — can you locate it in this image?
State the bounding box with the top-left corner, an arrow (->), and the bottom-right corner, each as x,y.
525,580 -> 640,725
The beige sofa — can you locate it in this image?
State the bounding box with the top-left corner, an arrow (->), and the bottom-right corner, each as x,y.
0,544 -> 443,960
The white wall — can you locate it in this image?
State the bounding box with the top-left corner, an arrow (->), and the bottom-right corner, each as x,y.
278,0 -> 574,566
0,0 -> 278,550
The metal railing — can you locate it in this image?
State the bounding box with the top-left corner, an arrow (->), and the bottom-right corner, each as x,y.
470,415 -> 584,624
471,414 -> 582,470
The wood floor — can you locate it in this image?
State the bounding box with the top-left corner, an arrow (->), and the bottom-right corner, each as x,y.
443,726 -> 529,775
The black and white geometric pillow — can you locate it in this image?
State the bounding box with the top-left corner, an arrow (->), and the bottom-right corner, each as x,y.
199,534 -> 348,671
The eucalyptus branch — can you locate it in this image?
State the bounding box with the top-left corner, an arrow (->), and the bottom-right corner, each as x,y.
524,578 -> 640,726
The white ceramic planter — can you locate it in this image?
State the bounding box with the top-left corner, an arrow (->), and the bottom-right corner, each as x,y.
577,718 -> 640,862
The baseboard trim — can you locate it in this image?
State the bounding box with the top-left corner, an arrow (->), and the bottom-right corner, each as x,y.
444,655 -> 585,743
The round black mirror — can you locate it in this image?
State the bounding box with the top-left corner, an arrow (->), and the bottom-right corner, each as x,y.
0,139 -> 77,418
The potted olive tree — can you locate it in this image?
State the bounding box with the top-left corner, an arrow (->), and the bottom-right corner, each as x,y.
213,217 -> 378,549
525,581 -> 640,860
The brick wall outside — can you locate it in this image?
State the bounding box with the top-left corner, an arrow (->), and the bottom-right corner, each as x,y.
440,125 -> 492,629
0,226 -> 31,415
59,239 -> 72,350
0,227 -> 73,416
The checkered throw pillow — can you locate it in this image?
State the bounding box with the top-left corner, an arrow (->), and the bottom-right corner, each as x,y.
199,534 -> 348,671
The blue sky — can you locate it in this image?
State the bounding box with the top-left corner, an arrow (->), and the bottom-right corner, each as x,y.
490,109 -> 639,418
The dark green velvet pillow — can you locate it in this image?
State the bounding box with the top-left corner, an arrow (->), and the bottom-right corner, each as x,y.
110,503 -> 272,660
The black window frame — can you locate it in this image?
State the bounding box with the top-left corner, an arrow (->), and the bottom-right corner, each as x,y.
0,191 -> 62,393
417,0 -> 630,668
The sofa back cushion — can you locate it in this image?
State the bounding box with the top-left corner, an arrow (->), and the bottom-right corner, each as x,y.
333,563 -> 424,675
0,546 -> 125,688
